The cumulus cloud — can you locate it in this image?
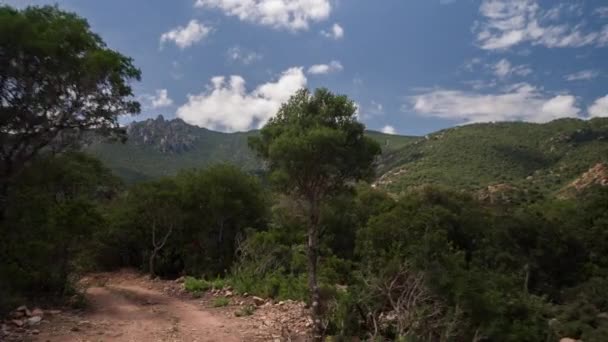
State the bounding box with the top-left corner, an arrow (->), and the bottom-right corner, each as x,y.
141,89 -> 174,109
589,95 -> 608,118
381,125 -> 397,135
176,67 -> 307,132
408,83 -> 581,123
492,59 -> 532,78
160,20 -> 212,49
307,61 -> 343,75
475,0 -> 608,50
321,23 -> 344,39
226,46 -> 263,65
564,70 -> 600,82
194,0 -> 331,31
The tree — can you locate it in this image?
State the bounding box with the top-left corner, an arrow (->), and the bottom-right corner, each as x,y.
0,153 -> 117,313
178,164 -> 268,277
128,179 -> 183,277
0,5 -> 141,218
249,88 -> 381,340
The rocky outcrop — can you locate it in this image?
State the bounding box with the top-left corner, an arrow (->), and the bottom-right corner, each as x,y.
127,115 -> 202,153
567,163 -> 608,191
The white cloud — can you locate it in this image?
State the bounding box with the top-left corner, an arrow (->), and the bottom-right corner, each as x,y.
307,60 -> 343,75
381,125 -> 396,135
492,58 -> 532,78
227,46 -> 263,65
595,7 -> 608,18
176,67 -> 307,132
408,83 -> 581,123
321,23 -> 344,39
141,89 -> 174,109
589,95 -> 608,118
475,0 -> 608,50
565,70 -> 600,82
195,0 -> 331,31
160,20 -> 212,49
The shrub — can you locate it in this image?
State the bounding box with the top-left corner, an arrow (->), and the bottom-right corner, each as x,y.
234,304 -> 256,317
213,297 -> 230,307
184,277 -> 210,293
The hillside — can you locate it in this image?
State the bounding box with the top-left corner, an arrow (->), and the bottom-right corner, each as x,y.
375,117 -> 608,195
86,116 -> 417,182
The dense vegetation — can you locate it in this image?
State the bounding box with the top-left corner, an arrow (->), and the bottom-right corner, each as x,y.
2,4 -> 608,342
377,118 -> 608,195
86,115 -> 415,183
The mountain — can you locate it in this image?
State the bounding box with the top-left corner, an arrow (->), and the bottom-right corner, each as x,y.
375,117 -> 608,197
86,115 -> 417,183
87,116 -> 608,197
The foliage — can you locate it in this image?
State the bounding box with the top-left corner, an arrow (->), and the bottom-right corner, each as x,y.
0,5 -> 140,215
97,164 -> 268,278
379,118 -> 608,195
249,88 -> 381,341
0,152 -> 119,313
87,116 -> 410,183
213,297 -> 230,307
234,304 -> 256,317
184,277 -> 211,294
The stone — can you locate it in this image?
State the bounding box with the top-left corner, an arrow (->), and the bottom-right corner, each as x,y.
31,308 -> 44,317
225,291 -> 233,297
252,296 -> 265,306
26,316 -> 42,326
11,319 -> 24,327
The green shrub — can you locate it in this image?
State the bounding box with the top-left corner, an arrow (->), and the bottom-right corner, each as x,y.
213,297 -> 230,307
234,304 -> 256,317
184,277 -> 210,293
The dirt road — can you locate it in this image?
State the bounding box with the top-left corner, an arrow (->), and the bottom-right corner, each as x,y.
30,276 -> 245,342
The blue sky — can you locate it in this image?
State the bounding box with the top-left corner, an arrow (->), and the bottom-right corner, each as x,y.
7,0 -> 608,135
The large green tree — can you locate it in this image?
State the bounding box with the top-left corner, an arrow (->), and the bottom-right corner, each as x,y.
249,88 -> 381,340
0,5 -> 140,218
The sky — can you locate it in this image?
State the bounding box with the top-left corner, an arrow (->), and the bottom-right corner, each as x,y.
6,0 -> 608,136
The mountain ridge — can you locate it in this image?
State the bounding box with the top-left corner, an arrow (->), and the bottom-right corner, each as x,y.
87,116 -> 608,197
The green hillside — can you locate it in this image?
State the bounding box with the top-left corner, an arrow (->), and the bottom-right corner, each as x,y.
376,117 -> 608,194
86,116 -> 416,182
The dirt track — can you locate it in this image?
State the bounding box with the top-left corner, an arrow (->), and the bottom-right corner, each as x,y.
30,274 -> 245,342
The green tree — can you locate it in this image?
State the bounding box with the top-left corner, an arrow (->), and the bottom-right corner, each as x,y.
0,153 -> 118,313
178,164 -> 268,277
249,88 -> 381,340
122,179 -> 183,277
0,5 -> 140,218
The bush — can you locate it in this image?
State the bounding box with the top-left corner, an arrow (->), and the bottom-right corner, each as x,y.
213,297 -> 230,307
234,304 -> 256,317
184,277 -> 210,293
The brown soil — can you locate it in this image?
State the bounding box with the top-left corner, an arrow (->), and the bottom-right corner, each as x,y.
8,270 -> 307,342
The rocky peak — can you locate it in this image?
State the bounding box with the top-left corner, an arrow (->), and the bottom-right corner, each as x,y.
127,115 -> 200,154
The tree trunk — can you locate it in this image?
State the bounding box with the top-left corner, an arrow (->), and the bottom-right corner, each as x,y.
307,198 -> 323,342
150,221 -> 173,278
149,249 -> 157,277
